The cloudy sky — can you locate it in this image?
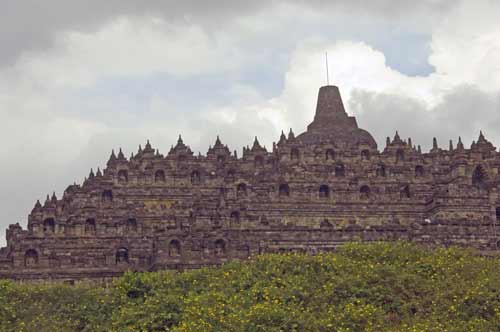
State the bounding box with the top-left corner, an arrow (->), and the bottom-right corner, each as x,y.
1,0 -> 500,245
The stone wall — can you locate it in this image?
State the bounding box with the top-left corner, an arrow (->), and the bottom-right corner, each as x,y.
1,85 -> 499,282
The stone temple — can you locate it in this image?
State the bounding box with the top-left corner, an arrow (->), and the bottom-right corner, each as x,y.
1,85 -> 499,282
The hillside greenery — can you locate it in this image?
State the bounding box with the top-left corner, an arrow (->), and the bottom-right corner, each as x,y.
1,242 -> 499,332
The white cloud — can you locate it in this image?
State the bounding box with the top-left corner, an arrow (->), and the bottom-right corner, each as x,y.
0,16 -> 251,246
1,0 -> 500,247
428,0 -> 500,92
6,17 -> 246,91
265,37 -> 499,146
262,0 -> 500,144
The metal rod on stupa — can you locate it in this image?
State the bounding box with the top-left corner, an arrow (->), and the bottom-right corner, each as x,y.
325,52 -> 330,85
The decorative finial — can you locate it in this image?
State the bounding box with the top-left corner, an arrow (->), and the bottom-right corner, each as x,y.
433,137 -> 438,150
117,148 -> 125,159
449,139 -> 453,151
279,130 -> 286,143
478,130 -> 486,142
394,131 -> 401,142
457,136 -> 464,150
253,136 -> 261,148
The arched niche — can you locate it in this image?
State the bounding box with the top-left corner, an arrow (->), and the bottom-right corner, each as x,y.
155,170 -> 166,183
319,184 -> 330,198
85,218 -> 96,235
376,164 -> 386,177
116,247 -> 129,264
400,185 -> 411,199
415,165 -> 424,177
325,149 -> 335,160
214,239 -> 226,256
279,183 -> 290,197
226,169 -> 236,181
168,239 -> 181,257
360,185 -> 371,200
43,218 -> 55,233
361,149 -> 370,161
102,190 -> 113,203
126,218 -> 138,233
230,210 -> 240,223
335,164 -> 345,177
191,170 -> 201,184
472,165 -> 488,187
237,183 -> 247,197
117,169 -> 128,183
24,249 -> 39,267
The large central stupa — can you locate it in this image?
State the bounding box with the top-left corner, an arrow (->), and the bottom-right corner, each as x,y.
1,85 -> 498,282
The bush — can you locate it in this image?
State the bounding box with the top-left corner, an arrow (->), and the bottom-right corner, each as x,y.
1,242 -> 499,331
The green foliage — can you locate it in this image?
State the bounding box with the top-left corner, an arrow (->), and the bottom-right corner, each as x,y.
1,242 -> 499,331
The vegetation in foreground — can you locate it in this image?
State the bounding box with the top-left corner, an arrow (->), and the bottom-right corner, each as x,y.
1,242 -> 499,332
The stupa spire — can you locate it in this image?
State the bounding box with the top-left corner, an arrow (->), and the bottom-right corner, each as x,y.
253,136 -> 261,148
457,136 -> 464,150
117,148 -> 125,159
34,200 -> 42,209
314,86 -> 346,118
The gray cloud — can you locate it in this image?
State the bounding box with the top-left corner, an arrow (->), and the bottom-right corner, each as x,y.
350,85 -> 500,151
0,0 -> 494,249
1,0 -> 455,67
1,0 -> 270,66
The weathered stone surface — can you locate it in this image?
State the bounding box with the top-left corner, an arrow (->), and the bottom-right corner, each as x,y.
1,85 -> 499,282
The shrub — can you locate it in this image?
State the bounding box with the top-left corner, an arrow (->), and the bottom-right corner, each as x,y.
0,242 -> 498,331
